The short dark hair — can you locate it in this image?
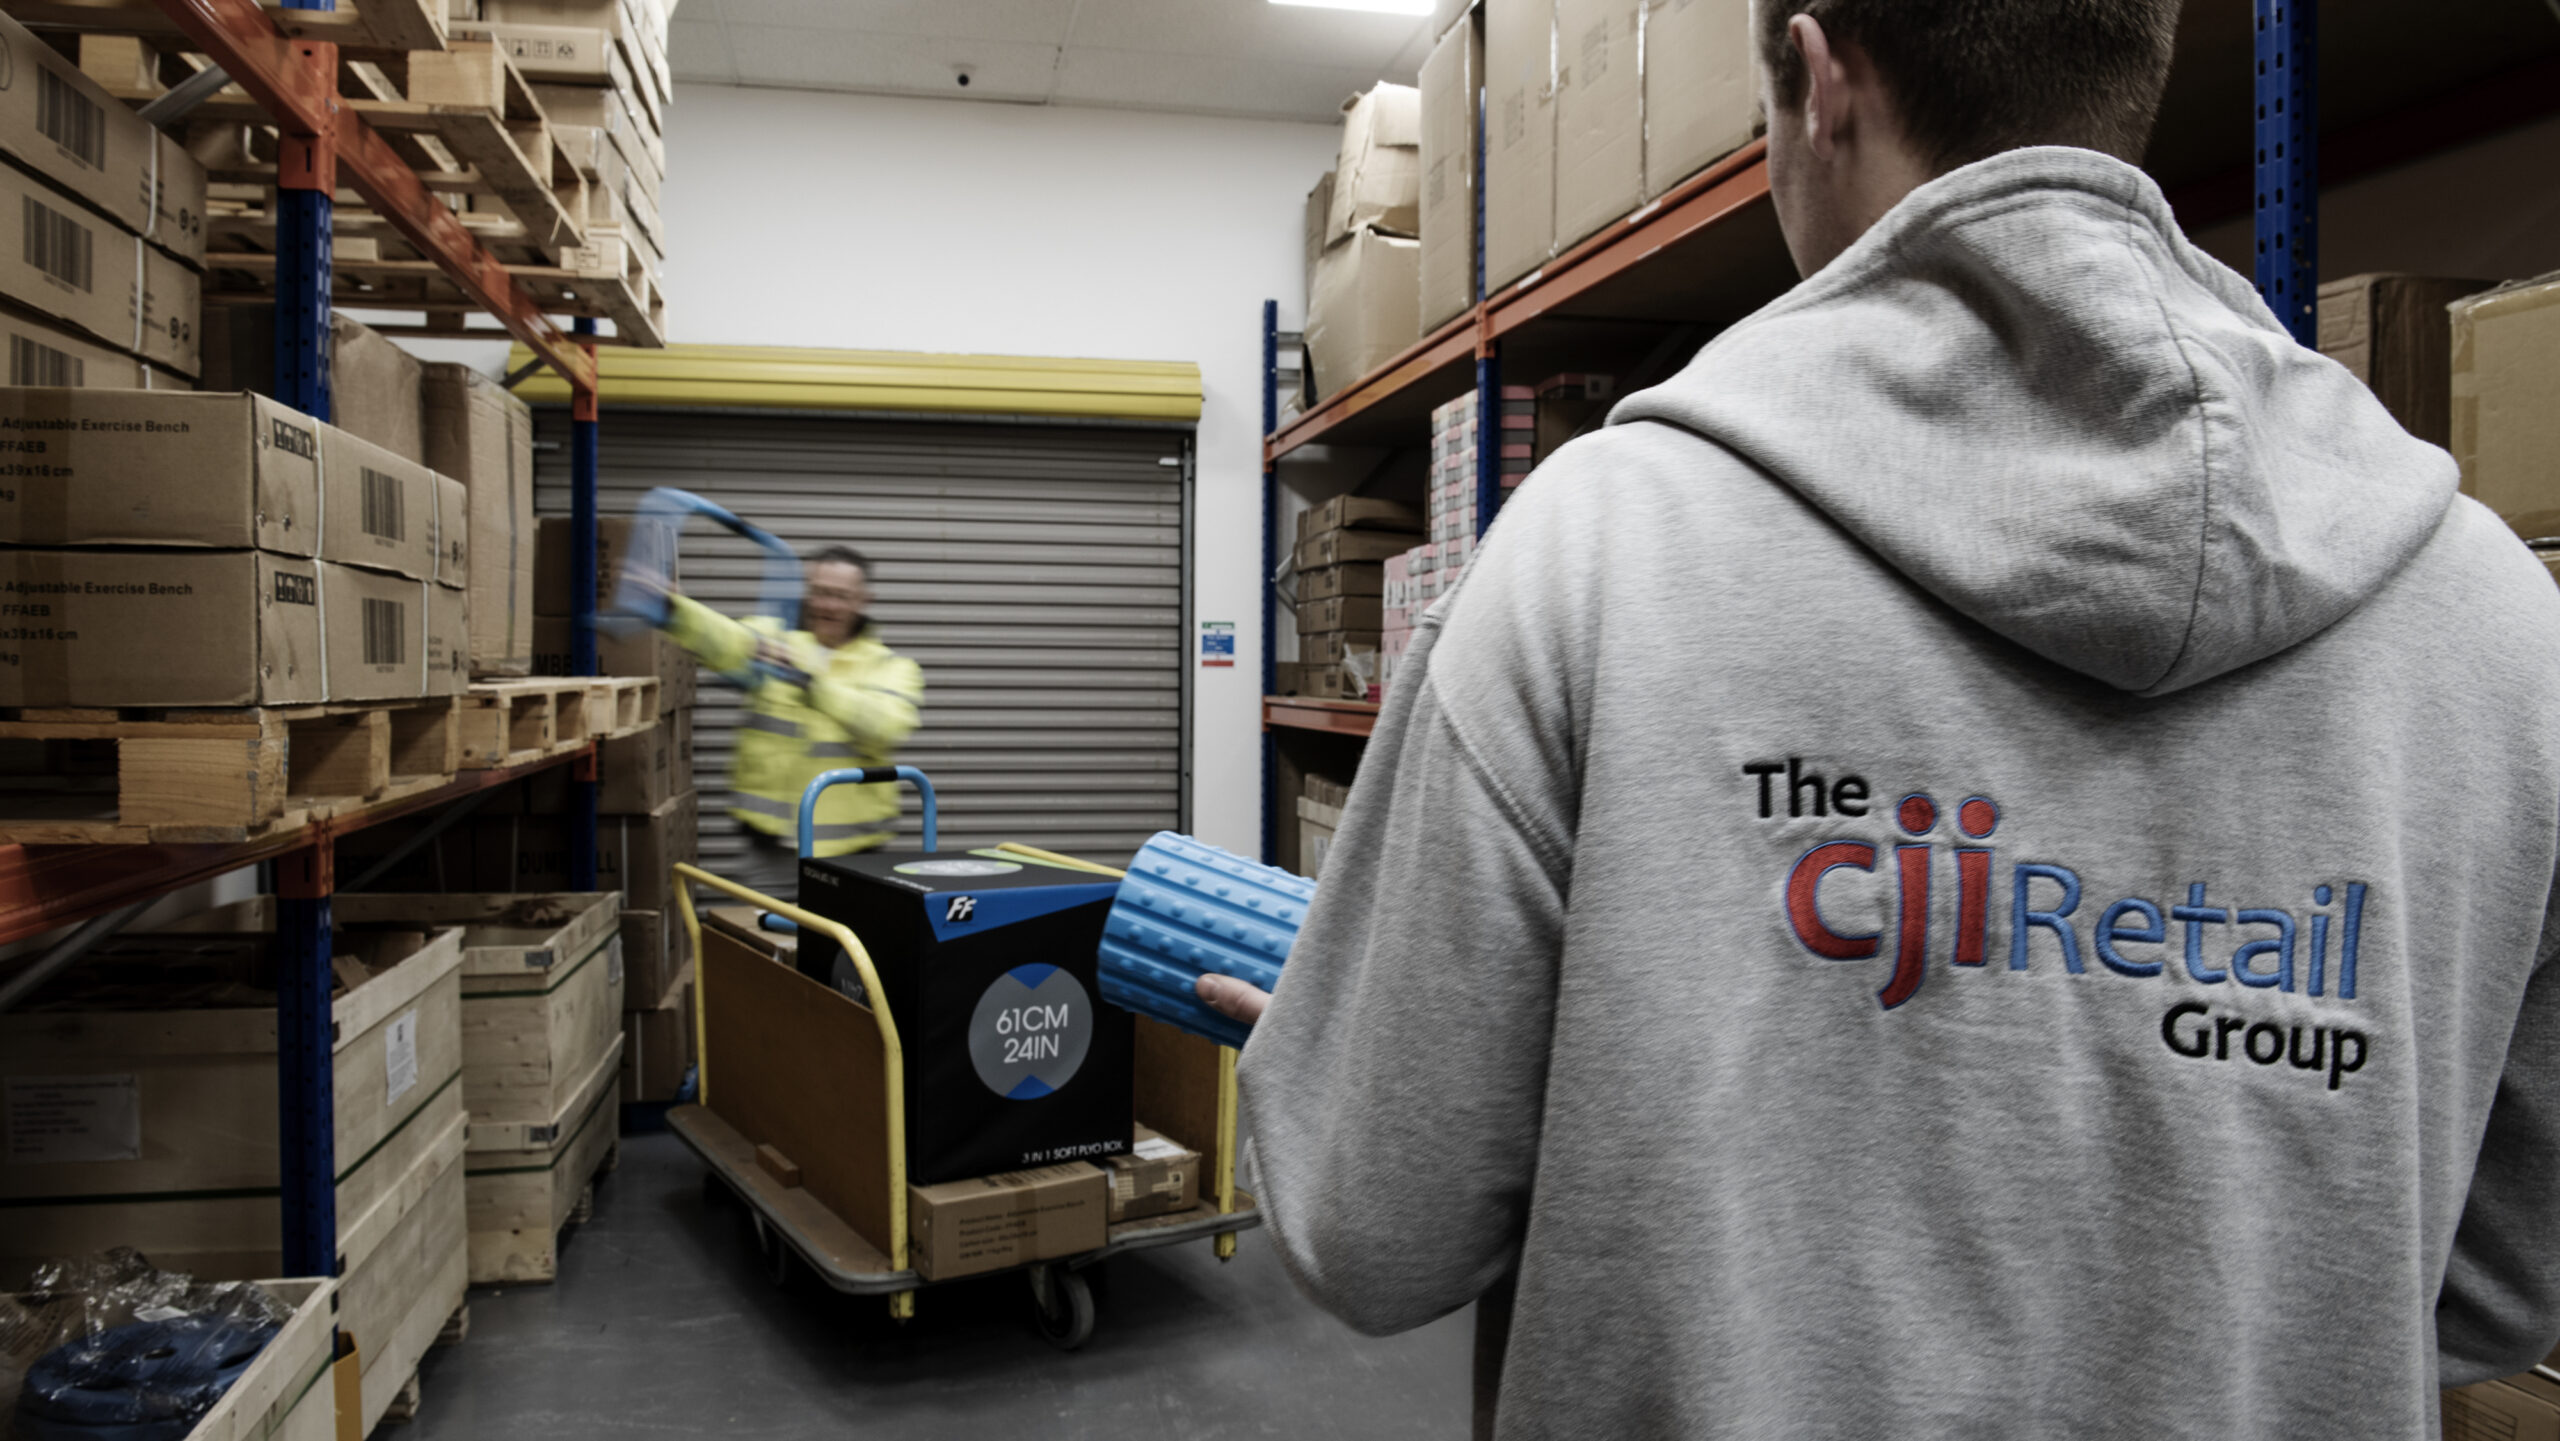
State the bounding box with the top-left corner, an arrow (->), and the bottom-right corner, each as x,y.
1756,0 -> 2178,171
810,545 -> 871,578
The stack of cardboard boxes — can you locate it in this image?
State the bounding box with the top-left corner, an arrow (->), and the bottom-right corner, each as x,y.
1304,84 -> 1424,403
1296,774 -> 1352,879
464,0 -> 675,312
1287,495 -> 1421,701
1481,0 -> 1754,292
0,388 -> 467,706
525,513 -> 700,1103
0,10 -> 204,392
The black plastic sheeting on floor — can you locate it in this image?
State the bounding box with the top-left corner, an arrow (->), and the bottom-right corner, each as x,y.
408,1132 -> 1473,1439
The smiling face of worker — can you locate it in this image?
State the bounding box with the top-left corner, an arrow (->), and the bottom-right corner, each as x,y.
803,558 -> 870,649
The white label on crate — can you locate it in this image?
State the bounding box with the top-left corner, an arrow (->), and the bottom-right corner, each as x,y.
385,1009 -> 421,1105
1133,1136 -> 1186,1161
4,1075 -> 141,1163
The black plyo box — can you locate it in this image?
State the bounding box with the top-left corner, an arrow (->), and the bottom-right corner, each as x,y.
796,851 -> 1133,1187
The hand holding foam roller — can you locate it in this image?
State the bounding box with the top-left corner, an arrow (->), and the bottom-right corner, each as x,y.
1097,832 -> 1314,1049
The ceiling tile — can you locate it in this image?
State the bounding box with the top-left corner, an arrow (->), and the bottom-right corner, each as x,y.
716,0 -> 1080,45
1066,0 -> 1429,71
723,22 -> 1064,101
666,17 -> 736,83
1051,44 -> 1399,122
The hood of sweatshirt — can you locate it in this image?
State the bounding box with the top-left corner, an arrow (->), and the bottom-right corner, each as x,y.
1611,146 -> 2457,697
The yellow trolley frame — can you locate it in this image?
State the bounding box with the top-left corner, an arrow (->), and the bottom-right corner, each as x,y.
662,846 -> 1258,1341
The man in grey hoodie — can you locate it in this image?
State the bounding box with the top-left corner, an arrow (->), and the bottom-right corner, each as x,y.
1206,0 -> 2560,1435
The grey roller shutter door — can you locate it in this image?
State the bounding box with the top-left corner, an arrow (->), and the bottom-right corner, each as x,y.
535,408 -> 1191,872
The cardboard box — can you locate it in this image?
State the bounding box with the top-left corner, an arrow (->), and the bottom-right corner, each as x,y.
435,474 -> 470,589
1297,595 -> 1384,634
535,514 -> 666,616
0,547 -> 324,706
0,161 -> 138,355
621,971 -> 694,1104
1300,562 -> 1385,600
2451,274 -> 2560,540
1305,226 -> 1421,402
0,305 -> 145,388
598,706 -> 692,813
0,10 -> 157,240
427,580 -> 467,696
1420,13 -> 1484,331
2443,1371 -> 2560,1441
1485,0 -> 1557,291
1300,630 -> 1381,666
0,389 -> 320,553
1300,494 -> 1424,539
323,560 -> 434,701
1102,1124 -> 1198,1224
329,313 -> 425,464
531,613 -> 697,713
2318,273 -> 2490,450
136,241 -> 197,378
476,789 -> 697,913
1299,810 -> 1338,879
619,907 -> 680,1012
1553,0 -> 1642,250
907,1164 -> 1108,1282
1642,0 -> 1756,198
420,363 -> 536,676
1304,170 -> 1335,304
1297,527 -> 1417,570
1534,371 -> 1616,462
1327,83 -> 1422,243
150,131 -> 206,268
323,424 -> 439,583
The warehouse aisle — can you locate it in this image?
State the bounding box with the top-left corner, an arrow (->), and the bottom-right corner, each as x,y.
407,1133 -> 1473,1439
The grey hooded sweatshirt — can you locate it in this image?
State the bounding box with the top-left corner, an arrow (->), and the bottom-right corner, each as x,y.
1238,146 -> 2560,1439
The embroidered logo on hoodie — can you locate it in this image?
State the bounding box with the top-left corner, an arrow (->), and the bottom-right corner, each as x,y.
1754,757 -> 2372,1088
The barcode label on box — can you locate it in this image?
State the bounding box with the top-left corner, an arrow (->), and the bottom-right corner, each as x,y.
4,1075 -> 140,1164
37,69 -> 105,170
22,196 -> 94,293
362,596 -> 405,665
385,1008 -> 420,1104
359,467 -> 404,541
10,334 -> 82,387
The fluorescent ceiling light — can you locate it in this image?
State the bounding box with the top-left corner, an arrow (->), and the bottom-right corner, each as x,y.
1269,0 -> 1434,14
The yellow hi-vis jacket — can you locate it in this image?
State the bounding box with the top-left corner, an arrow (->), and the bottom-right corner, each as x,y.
664,596 -> 925,857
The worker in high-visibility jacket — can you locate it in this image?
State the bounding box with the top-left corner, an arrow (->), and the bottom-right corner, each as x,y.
637,544 -> 923,900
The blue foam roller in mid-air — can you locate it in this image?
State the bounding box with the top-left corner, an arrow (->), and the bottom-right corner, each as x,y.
1097,832 -> 1315,1049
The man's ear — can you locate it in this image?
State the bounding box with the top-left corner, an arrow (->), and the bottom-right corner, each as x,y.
1788,13 -> 1848,161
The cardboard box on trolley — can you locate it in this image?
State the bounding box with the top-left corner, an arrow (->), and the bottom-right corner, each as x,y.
792,852 -> 1134,1188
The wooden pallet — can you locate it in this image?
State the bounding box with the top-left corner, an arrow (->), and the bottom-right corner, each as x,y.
12,0 -> 450,55
0,697 -> 464,846
104,36 -> 586,260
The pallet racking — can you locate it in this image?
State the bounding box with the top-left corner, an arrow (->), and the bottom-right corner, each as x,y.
1257,1 -> 2560,864
0,0 -> 622,1309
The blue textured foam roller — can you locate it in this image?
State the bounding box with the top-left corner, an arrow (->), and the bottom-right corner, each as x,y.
1097,831 -> 1316,1049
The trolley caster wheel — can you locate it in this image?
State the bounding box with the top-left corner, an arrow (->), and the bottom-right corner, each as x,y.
751,1215 -> 797,1291
1029,1264 -> 1095,1351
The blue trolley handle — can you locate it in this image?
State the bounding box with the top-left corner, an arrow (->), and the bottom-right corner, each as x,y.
608,488 -> 807,688
758,766 -> 938,934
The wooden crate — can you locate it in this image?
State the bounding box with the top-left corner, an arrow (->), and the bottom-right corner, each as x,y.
0,908 -> 468,1436
0,697 -> 462,845
187,1278 -> 341,1441
464,1036 -> 622,1283
333,892 -> 624,1142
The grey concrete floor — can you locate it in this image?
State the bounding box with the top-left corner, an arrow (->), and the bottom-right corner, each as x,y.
408,1132 -> 1472,1439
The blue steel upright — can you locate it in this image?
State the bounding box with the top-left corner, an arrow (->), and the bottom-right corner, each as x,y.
1260,299 -> 1279,865
2252,0 -> 2317,344
273,0 -> 338,1284
570,317 -> 601,892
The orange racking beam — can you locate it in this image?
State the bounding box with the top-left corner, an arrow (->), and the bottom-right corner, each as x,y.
149,0 -> 597,394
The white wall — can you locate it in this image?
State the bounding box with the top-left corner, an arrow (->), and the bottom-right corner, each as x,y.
409,86 -> 1340,856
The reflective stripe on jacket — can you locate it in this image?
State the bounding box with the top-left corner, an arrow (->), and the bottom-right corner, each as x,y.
663,595 -> 925,857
